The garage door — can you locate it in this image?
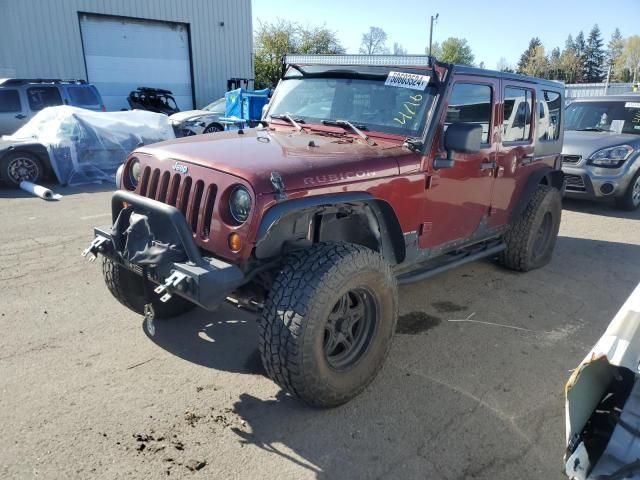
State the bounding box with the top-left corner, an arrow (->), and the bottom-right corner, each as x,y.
80,14 -> 193,111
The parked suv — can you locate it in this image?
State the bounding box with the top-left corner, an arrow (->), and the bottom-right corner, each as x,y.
0,79 -> 105,135
84,55 -> 565,407
562,95 -> 640,210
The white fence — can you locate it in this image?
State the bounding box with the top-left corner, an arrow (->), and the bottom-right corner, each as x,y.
565,82 -> 635,98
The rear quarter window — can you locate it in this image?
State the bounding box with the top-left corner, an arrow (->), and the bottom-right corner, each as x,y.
0,89 -> 22,112
27,87 -> 62,111
67,86 -> 100,106
538,90 -> 562,141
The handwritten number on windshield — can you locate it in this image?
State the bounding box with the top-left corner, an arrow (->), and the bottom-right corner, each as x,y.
394,94 -> 423,125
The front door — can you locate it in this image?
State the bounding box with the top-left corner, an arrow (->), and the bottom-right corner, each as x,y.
420,77 -> 499,249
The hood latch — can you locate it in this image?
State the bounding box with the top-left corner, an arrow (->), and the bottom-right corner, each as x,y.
270,171 -> 287,201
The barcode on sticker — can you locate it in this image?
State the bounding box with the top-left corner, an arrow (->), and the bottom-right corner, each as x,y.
625,102 -> 640,109
385,71 -> 430,91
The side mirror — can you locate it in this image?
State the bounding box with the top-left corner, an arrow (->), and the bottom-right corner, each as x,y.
433,123 -> 483,169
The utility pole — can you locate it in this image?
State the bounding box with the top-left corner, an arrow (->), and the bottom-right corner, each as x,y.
604,64 -> 611,95
429,14 -> 439,57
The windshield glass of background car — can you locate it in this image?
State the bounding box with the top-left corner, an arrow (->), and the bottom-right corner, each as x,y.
67,86 -> 100,106
204,98 -> 225,113
268,76 -> 437,136
565,101 -> 640,135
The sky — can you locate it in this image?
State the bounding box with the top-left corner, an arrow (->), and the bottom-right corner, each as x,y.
252,0 -> 640,69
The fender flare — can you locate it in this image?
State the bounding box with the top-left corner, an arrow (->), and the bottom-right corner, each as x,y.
510,167 -> 564,222
254,193 -> 405,264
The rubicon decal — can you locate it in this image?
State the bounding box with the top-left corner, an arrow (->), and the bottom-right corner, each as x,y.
172,162 -> 188,174
304,171 -> 376,186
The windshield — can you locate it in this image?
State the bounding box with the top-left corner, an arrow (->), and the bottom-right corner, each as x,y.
565,100 -> 640,135
203,98 -> 225,113
268,75 -> 437,137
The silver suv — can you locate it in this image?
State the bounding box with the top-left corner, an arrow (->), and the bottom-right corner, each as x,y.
562,95 -> 640,210
0,79 -> 105,135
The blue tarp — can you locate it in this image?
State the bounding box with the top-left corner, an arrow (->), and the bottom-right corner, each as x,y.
224,88 -> 270,121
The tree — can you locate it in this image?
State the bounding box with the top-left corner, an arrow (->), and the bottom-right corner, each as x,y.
254,20 -> 298,88
298,25 -> 345,55
496,57 -> 513,72
392,42 -> 407,55
574,31 -> 587,81
359,27 -> 388,54
523,45 -> 550,78
584,24 -> 605,82
607,28 -> 625,80
517,37 -> 542,73
432,37 -> 475,65
548,47 -> 563,80
616,36 -> 640,83
253,20 -> 345,88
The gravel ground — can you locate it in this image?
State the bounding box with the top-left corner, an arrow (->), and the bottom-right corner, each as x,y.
0,185 -> 639,480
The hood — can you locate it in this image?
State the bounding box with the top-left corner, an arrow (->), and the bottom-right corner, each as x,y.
136,129 -> 407,194
563,130 -> 640,158
168,110 -> 209,122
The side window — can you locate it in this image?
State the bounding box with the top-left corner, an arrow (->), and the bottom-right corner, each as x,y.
445,83 -> 492,143
27,87 -> 62,111
538,90 -> 561,141
503,87 -> 532,142
0,89 -> 22,112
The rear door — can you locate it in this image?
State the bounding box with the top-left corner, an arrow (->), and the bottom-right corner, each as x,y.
489,81 -> 536,227
0,88 -> 28,135
25,85 -> 63,113
421,76 -> 499,248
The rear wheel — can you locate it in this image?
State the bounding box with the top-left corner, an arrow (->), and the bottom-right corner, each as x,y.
614,170 -> 640,211
102,258 -> 195,319
498,185 -> 562,272
1,151 -> 43,186
259,242 -> 398,407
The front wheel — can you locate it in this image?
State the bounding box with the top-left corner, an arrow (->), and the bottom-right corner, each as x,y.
498,185 -> 562,272
1,151 -> 43,186
614,170 -> 640,211
259,242 -> 398,407
102,258 -> 195,319
203,124 -> 223,134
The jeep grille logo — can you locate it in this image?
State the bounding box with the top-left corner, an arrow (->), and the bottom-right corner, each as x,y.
172,162 -> 188,174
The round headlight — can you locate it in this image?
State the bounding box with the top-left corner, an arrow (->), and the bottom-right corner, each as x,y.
229,186 -> 251,223
129,159 -> 142,187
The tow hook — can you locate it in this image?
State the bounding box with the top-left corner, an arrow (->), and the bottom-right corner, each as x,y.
81,235 -> 108,262
153,271 -> 188,303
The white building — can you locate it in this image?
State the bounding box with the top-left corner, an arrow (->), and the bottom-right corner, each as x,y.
0,0 -> 253,110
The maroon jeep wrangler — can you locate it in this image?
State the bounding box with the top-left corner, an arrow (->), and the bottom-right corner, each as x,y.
85,55 -> 565,407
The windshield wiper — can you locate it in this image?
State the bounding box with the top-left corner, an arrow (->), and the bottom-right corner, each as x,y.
574,127 -> 608,132
270,113 -> 304,131
322,119 -> 376,146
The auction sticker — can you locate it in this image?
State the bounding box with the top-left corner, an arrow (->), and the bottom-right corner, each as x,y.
385,71 -> 430,91
625,102 -> 640,109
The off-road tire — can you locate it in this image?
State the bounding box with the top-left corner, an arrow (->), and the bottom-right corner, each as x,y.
0,151 -> 44,186
498,185 -> 562,272
614,170 -> 640,211
259,242 -> 398,407
102,258 -> 195,318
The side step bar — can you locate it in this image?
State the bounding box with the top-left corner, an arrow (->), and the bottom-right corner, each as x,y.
396,242 -> 506,285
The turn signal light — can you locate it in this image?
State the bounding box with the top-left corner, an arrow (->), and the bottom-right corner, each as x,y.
228,233 -> 242,252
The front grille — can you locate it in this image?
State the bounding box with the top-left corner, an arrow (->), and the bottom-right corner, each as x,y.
562,155 -> 582,164
138,167 -> 218,239
564,174 -> 586,191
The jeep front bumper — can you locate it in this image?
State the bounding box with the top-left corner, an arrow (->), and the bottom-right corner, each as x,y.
84,190 -> 245,311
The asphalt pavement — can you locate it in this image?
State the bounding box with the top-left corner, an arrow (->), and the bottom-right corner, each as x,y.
1,184 -> 639,479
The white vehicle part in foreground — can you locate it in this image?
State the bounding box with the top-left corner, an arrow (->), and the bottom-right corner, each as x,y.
19,181 -> 62,201
565,282 -> 640,479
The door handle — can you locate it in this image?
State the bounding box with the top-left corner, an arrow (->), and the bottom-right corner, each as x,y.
15,114 -> 26,119
480,161 -> 497,170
